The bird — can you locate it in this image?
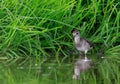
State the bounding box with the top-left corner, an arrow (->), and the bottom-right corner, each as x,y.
72,29 -> 93,61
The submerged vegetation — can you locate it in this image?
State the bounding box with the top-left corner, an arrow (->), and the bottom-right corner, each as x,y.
0,0 -> 120,84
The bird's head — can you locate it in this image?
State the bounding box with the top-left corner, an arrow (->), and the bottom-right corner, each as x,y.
72,30 -> 80,37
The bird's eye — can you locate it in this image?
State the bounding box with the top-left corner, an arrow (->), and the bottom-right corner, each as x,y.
76,32 -> 78,34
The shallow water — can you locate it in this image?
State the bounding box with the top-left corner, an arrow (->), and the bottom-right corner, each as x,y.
0,57 -> 75,84
0,55 -> 119,84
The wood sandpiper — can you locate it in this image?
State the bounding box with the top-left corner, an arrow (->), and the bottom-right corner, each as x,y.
72,29 -> 93,61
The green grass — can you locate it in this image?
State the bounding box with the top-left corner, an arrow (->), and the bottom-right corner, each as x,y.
0,0 -> 120,84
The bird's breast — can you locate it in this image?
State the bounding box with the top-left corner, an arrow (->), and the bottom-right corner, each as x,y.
74,36 -> 80,44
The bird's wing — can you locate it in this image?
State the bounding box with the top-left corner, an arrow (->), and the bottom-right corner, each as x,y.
83,38 -> 94,47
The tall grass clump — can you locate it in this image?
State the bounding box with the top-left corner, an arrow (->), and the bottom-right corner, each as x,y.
0,0 -> 120,84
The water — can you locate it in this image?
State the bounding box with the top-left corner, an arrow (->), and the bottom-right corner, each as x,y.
1,55 -> 117,84
0,57 -> 75,84
73,58 -> 92,79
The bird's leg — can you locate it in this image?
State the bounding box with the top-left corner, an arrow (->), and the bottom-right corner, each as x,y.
84,50 -> 88,60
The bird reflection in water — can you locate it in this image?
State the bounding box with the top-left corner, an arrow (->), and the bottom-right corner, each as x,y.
73,57 -> 92,79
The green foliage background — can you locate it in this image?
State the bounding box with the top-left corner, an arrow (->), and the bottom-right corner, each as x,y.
0,0 -> 120,84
